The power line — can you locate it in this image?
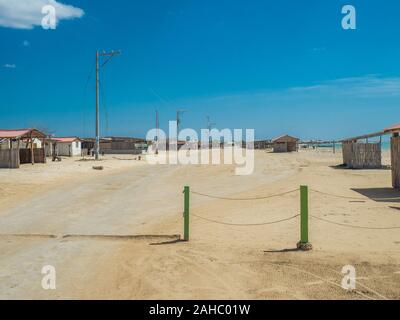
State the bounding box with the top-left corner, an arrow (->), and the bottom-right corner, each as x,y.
310,189 -> 400,201
310,215 -> 400,230
81,60 -> 96,138
99,80 -> 109,137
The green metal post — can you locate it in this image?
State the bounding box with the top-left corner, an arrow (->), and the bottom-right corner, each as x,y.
183,186 -> 190,241
300,185 -> 309,244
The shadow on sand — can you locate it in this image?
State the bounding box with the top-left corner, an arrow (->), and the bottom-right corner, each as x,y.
150,239 -> 185,246
352,188 -> 400,203
263,248 -> 300,253
329,164 -> 391,170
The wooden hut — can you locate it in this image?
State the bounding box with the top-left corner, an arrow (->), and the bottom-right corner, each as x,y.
384,124 -> 400,189
0,129 -> 47,168
340,131 -> 383,169
272,135 -> 299,153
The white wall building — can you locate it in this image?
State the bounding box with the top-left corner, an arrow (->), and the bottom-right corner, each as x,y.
54,137 -> 82,157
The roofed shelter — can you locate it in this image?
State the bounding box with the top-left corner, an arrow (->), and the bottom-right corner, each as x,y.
272,135 -> 299,153
340,131 -> 383,169
0,129 -> 47,168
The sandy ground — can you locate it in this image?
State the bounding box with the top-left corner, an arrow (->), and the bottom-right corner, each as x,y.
0,150 -> 399,300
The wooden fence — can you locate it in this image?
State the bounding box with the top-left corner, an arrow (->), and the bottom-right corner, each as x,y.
19,148 -> 46,164
0,149 -> 20,169
342,142 -> 381,169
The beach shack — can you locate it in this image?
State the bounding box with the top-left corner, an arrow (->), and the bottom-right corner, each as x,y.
272,135 -> 299,153
340,131 -> 383,169
384,124 -> 400,189
0,129 -> 47,168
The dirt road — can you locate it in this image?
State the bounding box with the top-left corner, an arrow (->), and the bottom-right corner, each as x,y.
0,151 -> 399,299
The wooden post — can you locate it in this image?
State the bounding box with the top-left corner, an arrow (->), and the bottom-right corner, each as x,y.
8,139 -> 12,168
17,139 -> 20,168
183,186 -> 190,241
42,138 -> 46,163
30,133 -> 34,165
392,133 -> 400,189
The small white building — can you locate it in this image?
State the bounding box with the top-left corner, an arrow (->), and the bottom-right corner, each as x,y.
54,137 -> 82,157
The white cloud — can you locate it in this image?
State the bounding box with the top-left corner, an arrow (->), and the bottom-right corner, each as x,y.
3,64 -> 16,68
0,0 -> 84,29
289,75 -> 400,98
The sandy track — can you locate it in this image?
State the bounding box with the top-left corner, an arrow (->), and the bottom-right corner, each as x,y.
0,151 -> 399,299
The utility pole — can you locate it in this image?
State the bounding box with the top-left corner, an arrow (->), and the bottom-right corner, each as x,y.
206,115 -> 216,147
156,110 -> 159,141
95,49 -> 121,160
176,109 -> 187,139
206,115 -> 216,131
155,110 -> 159,154
95,51 -> 99,160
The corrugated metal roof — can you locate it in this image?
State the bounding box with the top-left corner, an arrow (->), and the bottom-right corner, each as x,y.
53,137 -> 80,143
0,129 -> 46,139
384,123 -> 400,133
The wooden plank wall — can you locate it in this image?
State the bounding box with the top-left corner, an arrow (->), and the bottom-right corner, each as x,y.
342,142 -> 352,166
19,148 -> 46,164
342,142 -> 381,169
287,142 -> 298,152
391,136 -> 400,189
0,149 -> 20,168
273,142 -> 288,153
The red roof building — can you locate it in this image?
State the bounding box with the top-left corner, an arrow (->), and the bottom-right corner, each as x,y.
384,124 -> 400,134
0,128 -> 47,168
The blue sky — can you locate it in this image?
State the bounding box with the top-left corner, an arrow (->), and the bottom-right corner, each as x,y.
0,0 -> 400,140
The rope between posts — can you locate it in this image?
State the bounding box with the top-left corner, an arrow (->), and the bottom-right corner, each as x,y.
191,213 -> 300,226
310,215 -> 400,230
190,189 -> 298,201
309,189 -> 400,201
